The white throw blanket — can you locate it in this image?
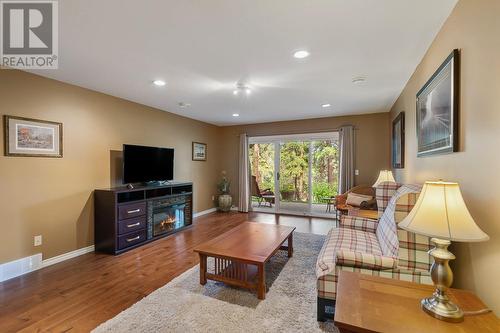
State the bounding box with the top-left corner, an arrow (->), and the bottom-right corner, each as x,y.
376,184 -> 422,257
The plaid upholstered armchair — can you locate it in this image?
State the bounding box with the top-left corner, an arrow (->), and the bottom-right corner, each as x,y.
316,182 -> 434,321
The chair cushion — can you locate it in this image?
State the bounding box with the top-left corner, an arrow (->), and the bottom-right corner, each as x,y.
317,228 -> 382,273
340,215 -> 379,233
336,250 -> 396,270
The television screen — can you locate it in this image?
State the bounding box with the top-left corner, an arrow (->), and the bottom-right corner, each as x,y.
123,144 -> 174,183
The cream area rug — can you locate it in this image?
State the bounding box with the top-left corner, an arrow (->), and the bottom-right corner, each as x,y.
93,232 -> 338,333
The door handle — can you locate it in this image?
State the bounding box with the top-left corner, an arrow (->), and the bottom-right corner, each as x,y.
277,172 -> 280,180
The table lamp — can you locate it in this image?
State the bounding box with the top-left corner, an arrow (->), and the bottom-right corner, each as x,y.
399,181 -> 489,322
373,170 -> 396,187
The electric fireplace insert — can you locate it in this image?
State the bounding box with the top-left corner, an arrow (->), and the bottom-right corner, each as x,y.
147,194 -> 192,239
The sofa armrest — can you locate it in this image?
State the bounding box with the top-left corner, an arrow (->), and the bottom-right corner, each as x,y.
336,250 -> 397,270
340,215 -> 379,233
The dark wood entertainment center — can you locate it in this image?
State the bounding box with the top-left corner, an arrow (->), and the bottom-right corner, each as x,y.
94,182 -> 193,254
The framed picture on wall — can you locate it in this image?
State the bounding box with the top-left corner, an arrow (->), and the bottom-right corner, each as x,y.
3,115 -> 63,158
192,142 -> 207,161
416,49 -> 460,157
392,112 -> 405,168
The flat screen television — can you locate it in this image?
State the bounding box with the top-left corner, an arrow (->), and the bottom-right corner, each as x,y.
123,144 -> 174,184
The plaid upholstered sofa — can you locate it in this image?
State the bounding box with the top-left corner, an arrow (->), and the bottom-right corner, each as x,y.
316,182 -> 434,321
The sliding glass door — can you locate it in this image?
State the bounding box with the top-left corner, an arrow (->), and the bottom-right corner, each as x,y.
311,139 -> 339,215
249,133 -> 339,217
278,141 -> 310,213
249,143 -> 276,213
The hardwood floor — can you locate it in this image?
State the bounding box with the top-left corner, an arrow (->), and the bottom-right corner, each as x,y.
0,212 -> 335,332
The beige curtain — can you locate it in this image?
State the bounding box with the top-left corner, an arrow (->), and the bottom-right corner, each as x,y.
238,133 -> 250,212
339,126 -> 355,193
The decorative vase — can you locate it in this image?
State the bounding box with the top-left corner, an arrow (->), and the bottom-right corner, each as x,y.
218,194 -> 232,212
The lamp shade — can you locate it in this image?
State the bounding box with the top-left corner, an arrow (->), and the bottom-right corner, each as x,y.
399,181 -> 489,242
373,170 -> 396,187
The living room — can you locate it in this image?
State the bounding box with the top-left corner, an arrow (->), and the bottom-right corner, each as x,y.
0,0 -> 499,332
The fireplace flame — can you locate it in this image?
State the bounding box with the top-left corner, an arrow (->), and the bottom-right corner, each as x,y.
160,215 -> 176,228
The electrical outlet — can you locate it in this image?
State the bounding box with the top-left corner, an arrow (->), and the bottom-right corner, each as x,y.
34,235 -> 42,246
211,195 -> 215,201
355,169 -> 360,176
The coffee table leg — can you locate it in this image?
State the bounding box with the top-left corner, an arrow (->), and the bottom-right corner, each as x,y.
199,254 -> 207,285
287,233 -> 293,258
257,263 -> 266,300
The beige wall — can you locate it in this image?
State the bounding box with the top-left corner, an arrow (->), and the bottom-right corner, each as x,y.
0,70 -> 220,263
389,0 -> 500,314
220,113 -> 391,204
0,70 -> 390,266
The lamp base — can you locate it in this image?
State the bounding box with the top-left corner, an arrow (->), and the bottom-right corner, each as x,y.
423,238 -> 464,323
421,294 -> 464,323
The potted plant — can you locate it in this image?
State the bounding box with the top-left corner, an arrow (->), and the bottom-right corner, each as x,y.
217,171 -> 232,212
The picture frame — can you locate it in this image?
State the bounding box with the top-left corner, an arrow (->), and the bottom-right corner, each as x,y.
192,142 -> 207,161
392,112 -> 405,168
416,49 -> 460,157
4,115 -> 63,158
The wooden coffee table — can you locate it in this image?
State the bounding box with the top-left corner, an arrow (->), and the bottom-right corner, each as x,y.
193,222 -> 295,300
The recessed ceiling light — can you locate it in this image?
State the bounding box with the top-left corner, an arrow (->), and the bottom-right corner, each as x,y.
293,50 -> 310,59
153,80 -> 166,86
233,83 -> 252,95
352,77 -> 367,84
321,103 -> 331,108
232,113 -> 240,117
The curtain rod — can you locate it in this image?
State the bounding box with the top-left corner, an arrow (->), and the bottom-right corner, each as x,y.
244,125 -> 358,138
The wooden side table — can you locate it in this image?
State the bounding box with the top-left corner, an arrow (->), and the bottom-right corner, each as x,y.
334,271 -> 499,333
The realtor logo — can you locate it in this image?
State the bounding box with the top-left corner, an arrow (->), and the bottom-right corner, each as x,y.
1,0 -> 58,69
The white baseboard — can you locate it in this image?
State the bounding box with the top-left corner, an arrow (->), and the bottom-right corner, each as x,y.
0,253 -> 42,282
0,245 -> 95,283
193,207 -> 217,218
41,245 -> 95,268
193,206 -> 242,217
1,208 -> 239,283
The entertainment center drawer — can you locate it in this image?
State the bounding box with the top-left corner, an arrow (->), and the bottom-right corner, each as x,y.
118,216 -> 146,235
118,202 -> 146,220
117,230 -> 146,250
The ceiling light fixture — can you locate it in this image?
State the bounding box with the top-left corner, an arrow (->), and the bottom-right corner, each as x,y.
352,76 -> 367,84
321,103 -> 331,108
232,113 -> 240,117
293,50 -> 310,59
153,80 -> 166,87
178,102 -> 191,108
233,83 -> 251,95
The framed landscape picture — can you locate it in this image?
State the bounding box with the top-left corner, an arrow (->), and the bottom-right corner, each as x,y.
192,142 -> 207,161
4,115 -> 63,157
416,49 -> 459,157
392,112 -> 405,168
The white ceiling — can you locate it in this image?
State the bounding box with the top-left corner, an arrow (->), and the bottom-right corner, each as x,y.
30,0 -> 457,126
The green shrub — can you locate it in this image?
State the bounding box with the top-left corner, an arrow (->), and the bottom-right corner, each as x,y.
312,182 -> 337,203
